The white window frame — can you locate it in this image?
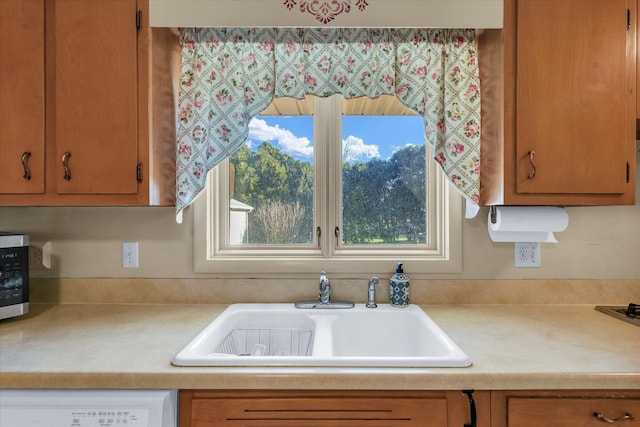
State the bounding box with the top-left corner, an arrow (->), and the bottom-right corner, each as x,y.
194,95 -> 463,277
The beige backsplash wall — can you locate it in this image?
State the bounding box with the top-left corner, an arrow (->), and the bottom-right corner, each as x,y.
0,199 -> 639,281
0,149 -> 639,296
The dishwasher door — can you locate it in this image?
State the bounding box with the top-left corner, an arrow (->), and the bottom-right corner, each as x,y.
0,389 -> 177,427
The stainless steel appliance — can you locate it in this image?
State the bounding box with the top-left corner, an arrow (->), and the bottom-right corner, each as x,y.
0,232 -> 29,321
595,303 -> 640,327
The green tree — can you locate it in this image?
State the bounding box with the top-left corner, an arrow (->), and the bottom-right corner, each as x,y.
230,142 -> 313,244
386,145 -> 427,243
342,145 -> 426,244
231,142 -> 425,246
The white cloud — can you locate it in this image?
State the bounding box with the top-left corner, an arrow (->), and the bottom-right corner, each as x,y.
248,118 -> 313,158
391,142 -> 419,154
343,135 -> 380,162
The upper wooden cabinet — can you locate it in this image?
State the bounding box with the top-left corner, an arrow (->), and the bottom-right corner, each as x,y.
0,0 -> 173,206
503,0 -> 637,205
53,0 -> 139,195
0,0 -> 45,195
637,0 -> 640,127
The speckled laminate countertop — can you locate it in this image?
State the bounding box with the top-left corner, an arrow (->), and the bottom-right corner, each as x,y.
0,303 -> 638,390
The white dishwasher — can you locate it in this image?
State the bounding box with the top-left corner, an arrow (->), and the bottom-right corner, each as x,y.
0,389 -> 177,427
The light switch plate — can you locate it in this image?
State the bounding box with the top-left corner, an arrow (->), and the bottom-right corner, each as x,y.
123,241 -> 139,268
515,242 -> 541,268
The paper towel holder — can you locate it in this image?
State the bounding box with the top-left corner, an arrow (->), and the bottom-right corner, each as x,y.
489,204 -> 567,225
487,205 -> 570,244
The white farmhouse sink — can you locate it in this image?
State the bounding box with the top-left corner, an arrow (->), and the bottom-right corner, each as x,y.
172,304 -> 471,367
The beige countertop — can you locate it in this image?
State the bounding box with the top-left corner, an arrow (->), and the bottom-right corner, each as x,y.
0,303 -> 638,390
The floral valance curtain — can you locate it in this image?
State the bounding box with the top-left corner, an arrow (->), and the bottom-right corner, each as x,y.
176,27 -> 481,220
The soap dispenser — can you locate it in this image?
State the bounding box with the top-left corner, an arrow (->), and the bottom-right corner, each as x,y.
390,262 -> 410,307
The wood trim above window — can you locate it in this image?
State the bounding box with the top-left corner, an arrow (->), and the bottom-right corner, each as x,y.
149,0 -> 503,29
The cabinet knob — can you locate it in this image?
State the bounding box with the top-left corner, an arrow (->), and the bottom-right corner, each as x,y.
62,151 -> 72,181
593,412 -> 635,423
527,150 -> 536,180
21,152 -> 32,180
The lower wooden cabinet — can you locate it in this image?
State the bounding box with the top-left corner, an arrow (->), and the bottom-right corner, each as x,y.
179,390 -> 489,427
492,391 -> 640,427
180,390 -> 640,427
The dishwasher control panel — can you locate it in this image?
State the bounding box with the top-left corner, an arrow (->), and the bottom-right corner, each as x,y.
0,389 -> 177,427
4,407 -> 150,427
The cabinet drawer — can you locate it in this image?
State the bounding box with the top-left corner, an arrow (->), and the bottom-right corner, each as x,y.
188,396 -> 447,427
508,397 -> 640,427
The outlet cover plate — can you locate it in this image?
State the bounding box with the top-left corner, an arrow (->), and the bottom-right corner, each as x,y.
515,242 -> 541,268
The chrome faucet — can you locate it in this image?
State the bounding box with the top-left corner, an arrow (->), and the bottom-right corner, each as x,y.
366,276 -> 379,308
294,271 -> 354,309
319,271 -> 331,304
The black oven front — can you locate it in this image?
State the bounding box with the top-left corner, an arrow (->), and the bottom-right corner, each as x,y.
0,233 -> 29,320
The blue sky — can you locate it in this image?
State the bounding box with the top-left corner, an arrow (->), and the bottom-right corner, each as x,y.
247,115 -> 426,162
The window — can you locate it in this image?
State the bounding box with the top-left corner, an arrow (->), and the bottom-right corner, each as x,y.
194,95 -> 462,276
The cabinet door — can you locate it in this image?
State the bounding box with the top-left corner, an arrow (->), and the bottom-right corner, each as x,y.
516,0 -> 631,194
190,397 -> 446,427
179,390 -> 489,427
0,0 -> 45,194
503,0 -> 636,204
53,0 -> 139,194
508,397 -> 640,427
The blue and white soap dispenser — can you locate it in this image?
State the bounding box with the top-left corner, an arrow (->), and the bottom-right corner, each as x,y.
390,262 -> 410,307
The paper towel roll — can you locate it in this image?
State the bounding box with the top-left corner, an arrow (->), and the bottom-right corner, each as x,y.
488,206 -> 569,243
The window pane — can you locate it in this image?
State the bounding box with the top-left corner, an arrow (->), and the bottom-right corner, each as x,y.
201,94 -> 462,275
229,115 -> 314,245
341,115 -> 427,245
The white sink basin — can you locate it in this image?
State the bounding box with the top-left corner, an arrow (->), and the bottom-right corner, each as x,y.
172,304 -> 471,367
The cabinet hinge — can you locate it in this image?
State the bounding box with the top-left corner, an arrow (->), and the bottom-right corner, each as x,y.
627,162 -> 630,183
136,10 -> 142,31
627,9 -> 631,30
137,163 -> 143,183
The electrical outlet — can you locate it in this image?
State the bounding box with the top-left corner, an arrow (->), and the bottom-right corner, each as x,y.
29,246 -> 44,269
28,242 -> 52,270
122,242 -> 139,268
515,242 -> 541,268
